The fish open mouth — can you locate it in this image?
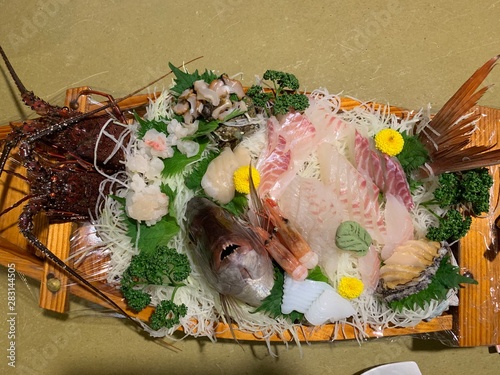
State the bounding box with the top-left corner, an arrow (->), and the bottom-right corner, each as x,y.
221,243 -> 240,260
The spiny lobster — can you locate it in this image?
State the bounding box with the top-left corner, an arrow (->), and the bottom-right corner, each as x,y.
0,45 -> 194,338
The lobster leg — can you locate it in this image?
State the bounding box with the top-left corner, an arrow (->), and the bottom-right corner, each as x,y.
69,88 -> 127,123
0,127 -> 23,176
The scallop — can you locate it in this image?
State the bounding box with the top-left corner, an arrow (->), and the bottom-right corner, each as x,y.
201,147 -> 239,204
281,275 -> 356,325
379,239 -> 441,289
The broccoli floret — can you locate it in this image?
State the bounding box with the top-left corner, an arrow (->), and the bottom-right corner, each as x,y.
246,84 -> 272,108
425,168 -> 493,242
426,209 -> 472,242
120,246 -> 191,313
150,300 -> 188,330
121,285 -> 151,312
273,93 -> 310,115
145,246 -> 191,286
432,168 -> 493,214
263,70 -> 300,91
247,70 -> 309,115
123,246 -> 190,287
433,172 -> 461,207
460,168 -> 493,215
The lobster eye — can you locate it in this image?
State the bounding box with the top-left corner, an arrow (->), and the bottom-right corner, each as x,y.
221,244 -> 240,260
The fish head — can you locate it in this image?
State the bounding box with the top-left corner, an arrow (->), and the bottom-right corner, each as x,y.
211,231 -> 274,303
186,197 -> 274,306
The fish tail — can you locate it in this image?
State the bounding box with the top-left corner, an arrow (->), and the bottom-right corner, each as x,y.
421,55 -> 500,174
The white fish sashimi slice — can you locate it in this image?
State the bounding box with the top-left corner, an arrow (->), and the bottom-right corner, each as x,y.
354,130 -> 385,190
353,130 -> 414,210
305,98 -> 349,146
257,134 -> 291,196
317,142 -> 385,243
383,154 -> 414,210
279,176 -> 342,259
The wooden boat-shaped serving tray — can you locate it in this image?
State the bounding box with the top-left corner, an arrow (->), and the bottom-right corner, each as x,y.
0,87 -> 499,347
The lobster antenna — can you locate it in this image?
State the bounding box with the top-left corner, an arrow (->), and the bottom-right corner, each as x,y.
120,56 -> 204,101
14,56 -> 205,144
0,45 -> 28,95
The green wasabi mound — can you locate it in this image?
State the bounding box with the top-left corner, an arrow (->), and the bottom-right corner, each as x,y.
335,221 -> 372,255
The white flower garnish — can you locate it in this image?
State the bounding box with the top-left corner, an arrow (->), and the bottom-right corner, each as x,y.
126,174 -> 169,226
143,128 -> 175,158
125,151 -> 165,180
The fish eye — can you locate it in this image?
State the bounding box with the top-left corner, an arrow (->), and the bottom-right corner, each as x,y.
221,243 -> 240,260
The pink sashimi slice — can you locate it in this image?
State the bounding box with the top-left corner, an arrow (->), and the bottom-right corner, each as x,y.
257,113 -> 317,199
257,134 -> 291,196
354,130 -> 414,210
257,99 -> 351,200
380,193 -> 415,261
354,131 -> 385,189
357,245 -> 381,292
383,154 -> 414,210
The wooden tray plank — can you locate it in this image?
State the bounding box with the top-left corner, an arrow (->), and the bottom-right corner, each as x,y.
456,106 -> 500,346
39,222 -> 73,312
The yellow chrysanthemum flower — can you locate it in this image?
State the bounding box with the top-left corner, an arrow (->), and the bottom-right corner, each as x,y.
374,129 -> 404,157
233,165 -> 261,194
338,276 -> 364,299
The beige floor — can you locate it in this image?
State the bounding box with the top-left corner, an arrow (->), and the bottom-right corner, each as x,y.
1,1 -> 500,374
